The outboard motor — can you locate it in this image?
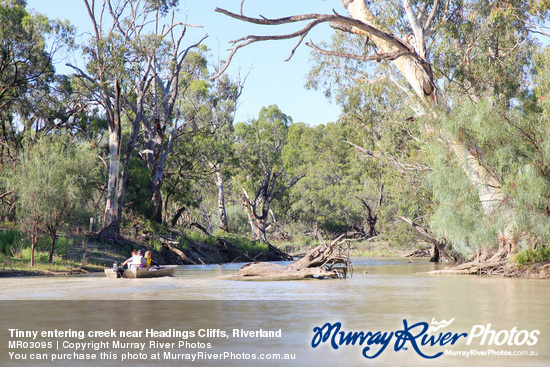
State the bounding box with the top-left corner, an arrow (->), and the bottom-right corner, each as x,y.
113,262 -> 124,278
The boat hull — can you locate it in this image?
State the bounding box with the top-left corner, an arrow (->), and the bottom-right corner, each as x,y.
104,265 -> 178,279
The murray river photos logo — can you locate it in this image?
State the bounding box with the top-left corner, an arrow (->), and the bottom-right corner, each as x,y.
310,318 -> 540,359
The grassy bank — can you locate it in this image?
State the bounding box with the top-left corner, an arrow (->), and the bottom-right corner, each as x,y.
0,228 -> 125,276
0,226 -> 276,276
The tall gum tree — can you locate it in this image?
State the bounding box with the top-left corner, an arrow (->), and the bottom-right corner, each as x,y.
213,0 -> 547,258
234,105 -> 304,242
0,0 -> 74,166
196,75 -> 243,232
73,0 -> 207,237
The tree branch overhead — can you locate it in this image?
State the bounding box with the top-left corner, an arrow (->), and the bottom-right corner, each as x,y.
210,6 -> 422,81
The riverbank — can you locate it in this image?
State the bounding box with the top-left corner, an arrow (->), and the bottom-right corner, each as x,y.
0,267 -> 94,277
1,257 -> 548,279
0,227 -> 290,277
425,260 -> 550,279
1,227 -> 548,279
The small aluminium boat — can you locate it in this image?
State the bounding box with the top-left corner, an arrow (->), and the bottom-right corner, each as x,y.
104,265 -> 178,279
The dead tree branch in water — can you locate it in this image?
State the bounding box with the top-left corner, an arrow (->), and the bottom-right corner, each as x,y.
398,216 -> 454,262
219,232 -> 353,280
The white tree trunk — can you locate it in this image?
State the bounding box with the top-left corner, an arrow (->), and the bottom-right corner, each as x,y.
344,0 -> 510,245
103,81 -> 122,229
215,170 -> 229,231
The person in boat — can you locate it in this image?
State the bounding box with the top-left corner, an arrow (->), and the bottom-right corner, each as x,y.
122,250 -> 137,269
123,249 -> 146,270
144,251 -> 160,270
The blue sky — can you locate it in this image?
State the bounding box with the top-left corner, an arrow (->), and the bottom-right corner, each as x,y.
27,0 -> 344,125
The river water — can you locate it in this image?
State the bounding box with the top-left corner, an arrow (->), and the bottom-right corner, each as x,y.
0,258 -> 548,366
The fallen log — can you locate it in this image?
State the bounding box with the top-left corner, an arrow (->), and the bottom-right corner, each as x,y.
219,233 -> 352,281
219,262 -> 341,281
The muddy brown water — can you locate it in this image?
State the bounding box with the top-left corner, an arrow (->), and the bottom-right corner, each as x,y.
0,258 -> 548,366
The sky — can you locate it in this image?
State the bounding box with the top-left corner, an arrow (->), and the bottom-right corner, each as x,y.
26,0 -> 345,125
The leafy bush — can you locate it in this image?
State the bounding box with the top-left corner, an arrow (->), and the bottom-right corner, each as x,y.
149,237 -> 163,252
55,235 -> 73,257
0,230 -> 22,256
513,247 -> 550,265
185,230 -> 216,245
226,205 -> 251,235
216,232 -> 269,252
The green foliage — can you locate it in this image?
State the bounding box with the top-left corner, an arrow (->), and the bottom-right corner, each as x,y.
426,140 -> 495,257
5,235 -> 50,259
179,230 -> 216,247
0,229 -> 22,256
432,0 -> 536,104
3,0 -> 550,268
351,243 -> 397,257
125,156 -> 152,217
3,135 -> 99,263
20,248 -> 49,262
54,234 -> 73,257
234,105 -> 292,190
143,219 -> 169,236
513,247 -> 550,265
148,237 -> 164,253
8,135 -> 99,226
214,232 -> 269,253
283,122 -> 368,232
425,96 -> 550,258
210,204 -> 250,236
232,105 -> 302,241
0,0 -> 75,115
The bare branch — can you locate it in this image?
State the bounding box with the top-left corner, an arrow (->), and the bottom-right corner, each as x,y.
343,140 -> 381,160
240,0 -> 245,15
271,174 -> 306,201
65,63 -> 97,85
344,140 -> 430,172
423,0 -> 439,32
377,184 -> 384,211
399,216 -> 454,262
211,7 -> 416,80
0,191 -> 12,200
307,40 -> 414,62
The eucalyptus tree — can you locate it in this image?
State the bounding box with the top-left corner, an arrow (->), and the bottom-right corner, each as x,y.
0,0 -> 74,157
234,105 -> 304,242
213,0 -> 549,260
0,0 -> 75,220
142,36 -> 209,224
193,74 -> 242,232
73,0 -> 207,237
283,122 -> 385,237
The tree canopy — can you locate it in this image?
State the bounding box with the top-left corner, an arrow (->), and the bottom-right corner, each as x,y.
1,0 -> 550,265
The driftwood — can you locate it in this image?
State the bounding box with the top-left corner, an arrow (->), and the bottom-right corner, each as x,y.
424,261 -> 508,275
219,233 -> 352,281
400,247 -> 431,258
424,246 -> 511,276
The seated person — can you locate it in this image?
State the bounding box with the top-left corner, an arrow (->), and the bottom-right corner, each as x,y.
122,250 -> 137,269
144,251 -> 160,270
123,249 -> 145,270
